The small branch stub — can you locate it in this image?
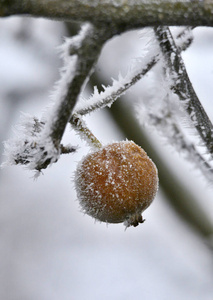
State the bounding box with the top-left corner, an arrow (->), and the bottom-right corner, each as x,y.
71,114 -> 102,149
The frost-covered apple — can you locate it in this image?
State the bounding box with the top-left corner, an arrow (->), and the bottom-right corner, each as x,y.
75,141 -> 158,227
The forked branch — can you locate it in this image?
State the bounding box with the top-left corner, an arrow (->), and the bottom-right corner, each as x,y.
74,27 -> 193,116
2,23 -> 113,171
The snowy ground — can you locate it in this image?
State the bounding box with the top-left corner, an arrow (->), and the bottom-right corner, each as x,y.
0,17 -> 212,300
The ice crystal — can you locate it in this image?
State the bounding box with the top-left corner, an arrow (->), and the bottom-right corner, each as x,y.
1,24 -> 90,172
74,29 -> 159,116
1,113 -> 59,172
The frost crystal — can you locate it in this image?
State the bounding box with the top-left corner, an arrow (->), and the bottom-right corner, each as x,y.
1,24 -> 91,173
74,29 -> 159,116
41,33 -> 80,138
1,114 -> 59,172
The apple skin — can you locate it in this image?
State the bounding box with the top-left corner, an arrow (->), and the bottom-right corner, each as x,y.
75,141 -> 158,227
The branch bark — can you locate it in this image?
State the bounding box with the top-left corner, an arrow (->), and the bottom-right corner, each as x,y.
1,0 -> 213,28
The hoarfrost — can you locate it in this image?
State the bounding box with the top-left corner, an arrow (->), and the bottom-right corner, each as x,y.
74,29 -> 159,116
1,113 -> 59,172
1,23 -> 91,172
41,24 -> 87,138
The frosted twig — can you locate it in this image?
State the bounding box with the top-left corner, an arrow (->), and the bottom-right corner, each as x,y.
154,26 -> 213,159
60,144 -> 77,155
174,26 -> 194,52
71,114 -> 102,149
74,55 -> 159,116
75,27 -> 193,116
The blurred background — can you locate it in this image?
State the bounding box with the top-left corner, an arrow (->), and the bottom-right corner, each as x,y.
0,17 -> 212,300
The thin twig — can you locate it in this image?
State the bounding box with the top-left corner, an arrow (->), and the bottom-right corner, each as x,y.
70,114 -> 102,149
60,144 -> 77,154
75,55 -> 159,116
154,26 -> 213,159
175,26 -> 195,51
75,27 -> 193,116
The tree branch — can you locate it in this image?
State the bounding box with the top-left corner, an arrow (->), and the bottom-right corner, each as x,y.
154,26 -> 213,158
44,23 -> 112,149
75,55 -> 159,116
70,113 -> 102,149
74,27 -> 193,116
1,0 -> 213,28
1,23 -> 113,172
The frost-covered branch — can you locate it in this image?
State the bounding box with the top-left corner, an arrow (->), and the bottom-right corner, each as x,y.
44,23 -> 111,148
154,26 -> 213,159
74,54 -> 159,116
75,27 -> 193,116
1,115 -> 76,172
1,0 -> 213,28
174,26 -> 195,51
2,23 -> 112,171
